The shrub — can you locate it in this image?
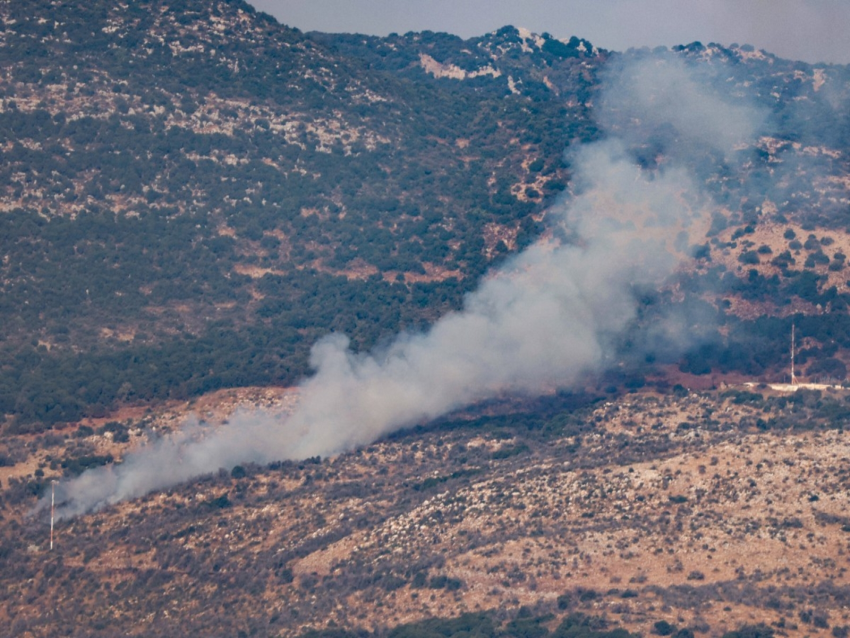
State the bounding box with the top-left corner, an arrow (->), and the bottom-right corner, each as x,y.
721,624 -> 774,638
738,250 -> 760,265
208,494 -> 231,509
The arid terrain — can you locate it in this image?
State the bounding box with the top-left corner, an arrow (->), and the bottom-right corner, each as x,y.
2,383 -> 850,638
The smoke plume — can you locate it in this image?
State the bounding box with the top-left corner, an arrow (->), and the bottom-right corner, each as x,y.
43,55 -> 761,518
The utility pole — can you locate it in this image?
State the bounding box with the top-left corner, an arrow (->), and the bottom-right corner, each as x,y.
50,480 -> 56,551
791,323 -> 797,385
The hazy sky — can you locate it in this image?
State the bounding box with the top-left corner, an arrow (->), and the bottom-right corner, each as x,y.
247,0 -> 850,64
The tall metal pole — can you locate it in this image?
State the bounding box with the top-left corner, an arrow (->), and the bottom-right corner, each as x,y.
50,480 -> 55,551
791,323 -> 797,385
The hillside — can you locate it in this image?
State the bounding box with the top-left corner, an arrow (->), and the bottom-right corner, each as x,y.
0,0 -> 849,429
4,385 -> 850,637
0,0 -> 595,427
3,1 -> 850,636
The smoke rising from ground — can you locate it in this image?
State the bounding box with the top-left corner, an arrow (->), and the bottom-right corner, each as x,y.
43,56 -> 761,518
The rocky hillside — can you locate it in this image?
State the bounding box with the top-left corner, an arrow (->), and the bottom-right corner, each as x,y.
0,0 -> 592,428
0,0 -> 849,430
3,2 -> 850,636
3,385 -> 850,637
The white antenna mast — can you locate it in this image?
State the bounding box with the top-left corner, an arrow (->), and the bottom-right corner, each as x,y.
791,322 -> 797,385
50,480 -> 56,551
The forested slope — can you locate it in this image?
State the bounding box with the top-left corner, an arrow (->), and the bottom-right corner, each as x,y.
0,0 -> 849,430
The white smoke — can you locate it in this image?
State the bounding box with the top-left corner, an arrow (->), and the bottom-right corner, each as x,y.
43,56 -> 761,518
598,54 -> 766,162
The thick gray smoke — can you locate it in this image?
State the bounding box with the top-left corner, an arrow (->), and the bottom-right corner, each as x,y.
43,56 -> 761,518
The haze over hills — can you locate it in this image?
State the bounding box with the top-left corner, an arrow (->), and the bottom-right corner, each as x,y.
2,0 -> 850,636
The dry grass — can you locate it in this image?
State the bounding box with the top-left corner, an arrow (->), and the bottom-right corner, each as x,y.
4,386 -> 850,637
